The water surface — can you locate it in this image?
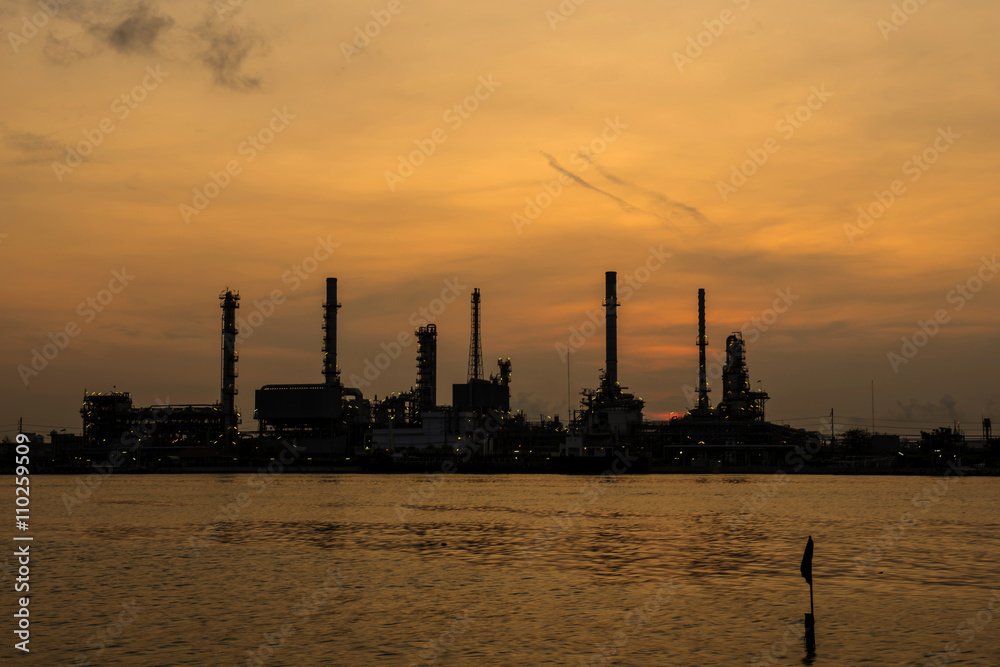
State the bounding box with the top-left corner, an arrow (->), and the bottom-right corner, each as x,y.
12,473 -> 1000,665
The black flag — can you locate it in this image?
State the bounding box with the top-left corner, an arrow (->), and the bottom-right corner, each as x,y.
800,535 -> 814,586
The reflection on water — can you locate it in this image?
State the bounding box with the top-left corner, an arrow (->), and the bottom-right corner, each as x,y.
16,474 -> 1000,666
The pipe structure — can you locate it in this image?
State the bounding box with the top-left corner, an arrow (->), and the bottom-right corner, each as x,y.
720,333 -> 751,416
697,288 -> 710,413
220,289 -> 240,443
416,324 -> 437,411
323,278 -> 341,386
467,288 -> 483,381
604,271 -> 618,388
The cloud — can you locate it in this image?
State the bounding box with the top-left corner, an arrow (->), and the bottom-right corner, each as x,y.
94,1 -> 175,54
5,130 -> 59,154
38,1 -> 173,64
889,395 -> 960,422
3,129 -> 62,164
540,151 -> 713,234
0,3 -> 22,19
514,390 -> 561,421
594,165 -> 714,231
33,1 -> 268,91
43,33 -> 90,65
539,150 -> 656,216
195,13 -> 269,92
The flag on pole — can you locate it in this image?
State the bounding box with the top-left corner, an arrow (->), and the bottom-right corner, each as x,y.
800,535 -> 814,585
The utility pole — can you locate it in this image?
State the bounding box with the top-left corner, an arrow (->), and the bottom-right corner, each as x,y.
870,380 -> 876,434
566,351 -> 572,426
830,409 -> 835,450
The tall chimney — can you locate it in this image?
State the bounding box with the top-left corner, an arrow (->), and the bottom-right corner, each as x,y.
467,288 -> 483,381
323,278 -> 341,386
697,288 -> 710,413
220,289 -> 240,445
604,271 -> 618,387
415,324 -> 437,411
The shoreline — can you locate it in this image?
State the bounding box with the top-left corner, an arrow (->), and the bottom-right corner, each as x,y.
7,465 -> 998,476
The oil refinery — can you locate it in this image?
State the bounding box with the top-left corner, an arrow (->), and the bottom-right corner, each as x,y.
59,271 -> 824,472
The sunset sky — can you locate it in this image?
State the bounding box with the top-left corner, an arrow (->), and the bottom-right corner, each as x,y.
3,0 -> 999,439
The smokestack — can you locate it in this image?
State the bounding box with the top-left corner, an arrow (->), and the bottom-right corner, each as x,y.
467,288 -> 483,381
323,278 -> 341,386
220,289 -> 240,445
697,288 -> 710,413
416,324 -> 437,411
604,271 -> 618,387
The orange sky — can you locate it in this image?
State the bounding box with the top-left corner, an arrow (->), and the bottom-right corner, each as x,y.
3,0 -> 999,438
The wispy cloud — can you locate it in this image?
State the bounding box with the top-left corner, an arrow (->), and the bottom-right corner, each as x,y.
43,33 -> 91,66
540,151 -> 644,213
32,1 -> 268,92
540,151 -> 710,234
3,129 -> 61,164
889,395 -> 960,422
195,12 -> 269,92
92,0 -> 175,54
594,165 -> 714,230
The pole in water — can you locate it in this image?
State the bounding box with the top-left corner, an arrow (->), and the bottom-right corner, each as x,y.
804,610 -> 816,652
800,535 -> 816,652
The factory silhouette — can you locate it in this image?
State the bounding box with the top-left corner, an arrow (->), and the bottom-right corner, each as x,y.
69,272 -> 817,471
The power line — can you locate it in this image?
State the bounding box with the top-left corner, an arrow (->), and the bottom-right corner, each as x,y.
773,414 -> 965,426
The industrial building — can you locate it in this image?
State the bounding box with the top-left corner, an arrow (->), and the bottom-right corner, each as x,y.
253,278 -> 368,456
562,271 -> 644,457
63,271 -> 821,472
559,277 -> 815,466
451,288 -> 511,413
370,286 -> 513,456
77,289 -> 245,467
637,287 -> 816,467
